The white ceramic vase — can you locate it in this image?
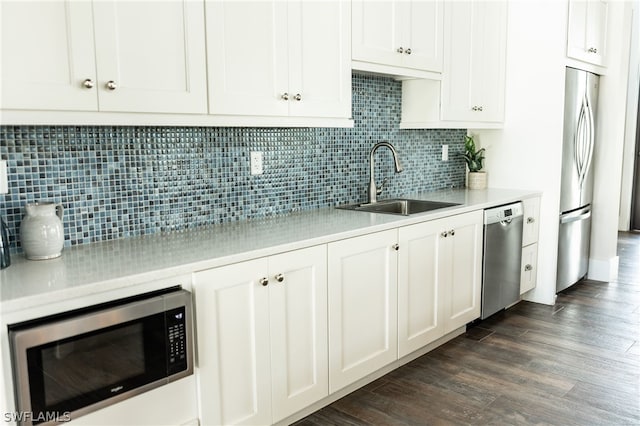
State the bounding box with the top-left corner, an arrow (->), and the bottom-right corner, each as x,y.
467,171 -> 487,190
20,202 -> 65,260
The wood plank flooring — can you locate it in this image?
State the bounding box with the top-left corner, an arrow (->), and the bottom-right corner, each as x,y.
297,232 -> 640,425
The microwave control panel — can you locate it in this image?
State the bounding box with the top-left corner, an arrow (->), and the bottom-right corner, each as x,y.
166,307 -> 188,374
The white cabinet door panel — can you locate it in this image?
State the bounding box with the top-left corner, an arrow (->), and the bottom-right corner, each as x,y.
268,246 -> 328,423
351,1 -> 400,66
522,197 -> 541,247
328,230 -> 398,393
193,259 -> 272,426
93,0 -> 207,113
405,0 -> 443,72
206,1 -> 288,116
521,243 -> 538,294
398,221 -> 442,357
288,1 -> 351,118
1,1 -> 97,111
567,0 -> 608,66
442,211 -> 483,334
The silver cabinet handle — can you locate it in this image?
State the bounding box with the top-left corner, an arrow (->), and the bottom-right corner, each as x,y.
281,93 -> 289,101
405,48 -> 412,55
441,231 -> 448,238
392,243 -> 399,251
275,273 -> 285,283
472,106 -> 484,112
397,47 -> 404,54
449,229 -> 455,237
259,277 -> 269,286
294,93 -> 302,101
106,80 -> 117,90
588,47 -> 598,53
524,264 -> 533,272
83,78 -> 95,89
527,217 -> 535,224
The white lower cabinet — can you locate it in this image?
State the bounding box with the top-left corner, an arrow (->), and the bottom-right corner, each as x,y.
520,196 -> 541,294
193,245 -> 328,425
327,230 -> 398,393
398,210 -> 483,357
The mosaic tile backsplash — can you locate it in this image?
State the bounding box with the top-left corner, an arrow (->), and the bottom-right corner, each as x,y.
0,74 -> 466,253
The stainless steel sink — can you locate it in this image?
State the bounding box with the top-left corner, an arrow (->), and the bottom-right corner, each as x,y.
337,198 -> 460,216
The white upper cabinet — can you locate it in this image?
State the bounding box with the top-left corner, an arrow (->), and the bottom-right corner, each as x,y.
566,0 -> 608,67
352,0 -> 443,78
1,0 -> 207,114
440,0 -> 508,123
206,0 -> 351,120
400,0 -> 507,129
1,1 -> 97,111
92,1 -> 207,113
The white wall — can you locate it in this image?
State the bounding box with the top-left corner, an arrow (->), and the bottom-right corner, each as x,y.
618,0 -> 640,231
589,1 -> 634,280
474,0 -> 634,304
473,0 -> 569,305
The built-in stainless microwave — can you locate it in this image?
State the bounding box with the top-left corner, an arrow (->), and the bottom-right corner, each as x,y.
8,287 -> 193,426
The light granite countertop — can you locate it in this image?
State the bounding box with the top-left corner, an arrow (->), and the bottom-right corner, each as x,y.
0,188 -> 541,318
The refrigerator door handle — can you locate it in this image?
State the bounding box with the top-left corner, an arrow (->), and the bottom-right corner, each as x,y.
574,96 -> 587,182
582,93 -> 595,186
560,207 -> 592,224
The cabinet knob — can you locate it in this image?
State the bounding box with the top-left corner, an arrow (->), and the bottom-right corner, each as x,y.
275,273 -> 285,283
472,106 -> 484,112
405,48 -> 412,55
106,80 -> 117,91
441,231 -> 448,238
82,78 -> 95,89
527,217 -> 535,224
449,229 -> 455,237
392,243 -> 399,251
294,93 -> 302,101
524,264 -> 533,272
588,47 -> 598,53
397,47 -> 404,54
259,277 -> 269,286
281,93 -> 290,101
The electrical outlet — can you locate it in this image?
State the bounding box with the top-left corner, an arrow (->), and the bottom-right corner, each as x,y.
442,144 -> 449,161
0,160 -> 8,193
250,151 -> 263,175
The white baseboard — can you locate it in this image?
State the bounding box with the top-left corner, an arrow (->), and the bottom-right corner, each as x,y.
588,256 -> 619,281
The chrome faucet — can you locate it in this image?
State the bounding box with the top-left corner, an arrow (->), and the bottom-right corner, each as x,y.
368,142 -> 403,204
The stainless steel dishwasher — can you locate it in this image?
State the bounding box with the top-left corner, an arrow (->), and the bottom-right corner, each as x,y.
481,202 -> 524,319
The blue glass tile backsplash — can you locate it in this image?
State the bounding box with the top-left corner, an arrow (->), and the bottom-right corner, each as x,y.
0,74 -> 466,253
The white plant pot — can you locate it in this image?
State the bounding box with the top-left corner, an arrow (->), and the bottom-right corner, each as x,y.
467,171 -> 487,190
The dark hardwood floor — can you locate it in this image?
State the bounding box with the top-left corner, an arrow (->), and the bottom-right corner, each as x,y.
297,232 -> 640,425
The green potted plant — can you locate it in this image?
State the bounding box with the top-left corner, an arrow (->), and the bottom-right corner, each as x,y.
462,135 -> 487,190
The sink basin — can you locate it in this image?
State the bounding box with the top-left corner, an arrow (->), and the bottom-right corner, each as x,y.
338,199 -> 460,216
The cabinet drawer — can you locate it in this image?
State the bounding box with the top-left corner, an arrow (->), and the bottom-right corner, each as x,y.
520,243 -> 538,295
522,197 -> 541,246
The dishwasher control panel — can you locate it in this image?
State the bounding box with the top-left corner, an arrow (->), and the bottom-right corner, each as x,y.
484,202 -> 523,225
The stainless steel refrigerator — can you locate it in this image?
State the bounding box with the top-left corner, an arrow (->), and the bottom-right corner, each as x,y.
556,67 -> 599,293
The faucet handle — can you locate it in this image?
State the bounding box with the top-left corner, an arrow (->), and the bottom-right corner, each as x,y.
376,177 -> 389,196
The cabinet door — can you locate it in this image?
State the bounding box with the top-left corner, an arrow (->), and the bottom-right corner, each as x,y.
288,0 -> 351,118
520,243 -> 538,294
328,230 -> 398,393
567,0 -> 608,66
352,1 -> 402,67
193,259 -> 272,426
441,211 -> 483,334
402,0 -> 444,72
398,220 -> 444,357
441,0 -> 507,123
522,197 -> 541,246
93,0 -> 207,113
0,1 -> 97,111
206,1 -> 289,116
268,246 -> 328,422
